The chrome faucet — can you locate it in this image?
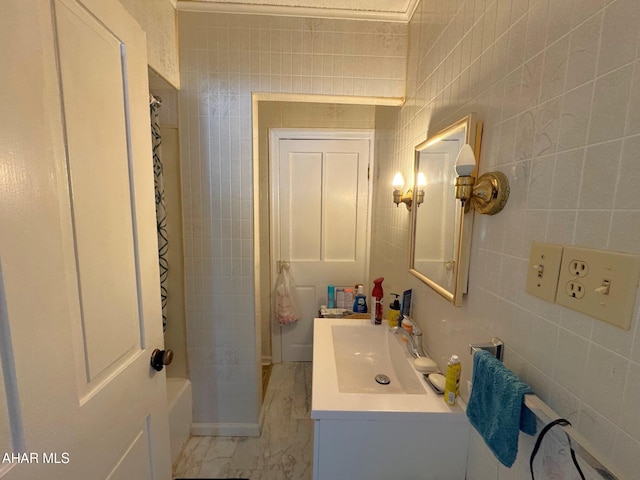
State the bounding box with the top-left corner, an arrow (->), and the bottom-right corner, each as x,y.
388,326 -> 426,358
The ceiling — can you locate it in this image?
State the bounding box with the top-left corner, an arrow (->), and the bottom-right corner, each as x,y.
177,0 -> 420,22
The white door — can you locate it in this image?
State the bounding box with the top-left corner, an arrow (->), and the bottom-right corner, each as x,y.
0,1 -> 170,479
270,131 -> 373,362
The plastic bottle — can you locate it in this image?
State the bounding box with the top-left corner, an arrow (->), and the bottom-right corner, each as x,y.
399,316 -> 413,342
344,288 -> 354,311
444,355 -> 461,406
336,287 -> 345,309
387,293 -> 401,328
352,284 -> 367,313
327,285 -> 335,308
372,277 -> 384,325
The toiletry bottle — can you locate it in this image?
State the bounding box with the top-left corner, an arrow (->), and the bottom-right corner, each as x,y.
400,315 -> 413,342
444,355 -> 461,406
387,293 -> 401,328
353,284 -> 367,313
327,285 -> 335,308
344,288 -> 354,311
336,287 -> 345,309
371,277 -> 384,325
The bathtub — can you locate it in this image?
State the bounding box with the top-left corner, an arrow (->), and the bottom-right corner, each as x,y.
166,377 -> 192,465
312,318 -> 469,480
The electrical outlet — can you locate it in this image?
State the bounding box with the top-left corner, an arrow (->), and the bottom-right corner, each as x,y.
556,246 -> 640,330
525,242 -> 563,303
565,281 -> 585,299
568,260 -> 589,277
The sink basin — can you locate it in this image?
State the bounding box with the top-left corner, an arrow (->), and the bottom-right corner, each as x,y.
331,325 -> 425,394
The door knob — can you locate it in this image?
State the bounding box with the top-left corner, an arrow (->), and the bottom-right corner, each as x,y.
150,348 -> 173,371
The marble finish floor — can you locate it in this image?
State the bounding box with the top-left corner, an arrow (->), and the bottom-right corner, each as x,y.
173,362 -> 313,480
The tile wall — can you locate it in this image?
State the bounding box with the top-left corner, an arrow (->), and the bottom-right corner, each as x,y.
370,0 -> 640,477
178,11 -> 406,429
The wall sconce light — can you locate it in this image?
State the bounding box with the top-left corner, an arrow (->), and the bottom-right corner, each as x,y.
454,144 -> 510,215
392,172 -> 427,211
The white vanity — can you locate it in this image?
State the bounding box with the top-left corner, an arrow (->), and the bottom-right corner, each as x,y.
311,318 -> 470,480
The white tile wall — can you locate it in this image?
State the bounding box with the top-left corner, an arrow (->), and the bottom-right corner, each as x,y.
370,0 -> 640,478
178,12 -> 406,426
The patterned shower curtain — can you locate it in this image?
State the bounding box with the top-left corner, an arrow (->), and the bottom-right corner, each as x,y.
150,95 -> 168,332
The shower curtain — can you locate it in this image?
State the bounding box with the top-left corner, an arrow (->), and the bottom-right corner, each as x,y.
150,94 -> 168,331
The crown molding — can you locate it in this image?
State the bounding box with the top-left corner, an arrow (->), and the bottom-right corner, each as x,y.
177,0 -> 419,23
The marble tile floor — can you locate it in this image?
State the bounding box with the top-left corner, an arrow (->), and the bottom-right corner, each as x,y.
173,362 -> 313,480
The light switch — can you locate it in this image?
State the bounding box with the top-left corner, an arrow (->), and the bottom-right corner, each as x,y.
525,242 -> 563,303
555,246 -> 640,330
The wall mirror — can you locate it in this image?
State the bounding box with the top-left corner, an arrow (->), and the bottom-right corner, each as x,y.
409,114 -> 482,306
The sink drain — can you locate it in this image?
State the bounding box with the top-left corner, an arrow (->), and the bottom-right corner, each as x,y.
375,374 -> 391,385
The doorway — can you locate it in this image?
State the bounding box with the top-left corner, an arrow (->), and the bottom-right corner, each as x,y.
269,129 -> 374,362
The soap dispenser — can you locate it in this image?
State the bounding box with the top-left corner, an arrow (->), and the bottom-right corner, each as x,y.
352,284 -> 367,313
387,293 -> 401,328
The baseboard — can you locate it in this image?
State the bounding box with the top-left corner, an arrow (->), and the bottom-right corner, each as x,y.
191,422 -> 260,437
261,356 -> 272,366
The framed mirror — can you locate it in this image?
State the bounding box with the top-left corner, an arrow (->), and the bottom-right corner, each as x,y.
409,114 -> 482,306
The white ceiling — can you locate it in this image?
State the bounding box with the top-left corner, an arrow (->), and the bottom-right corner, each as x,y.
177,0 -> 420,22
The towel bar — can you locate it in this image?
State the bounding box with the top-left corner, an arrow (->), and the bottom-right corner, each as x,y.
469,339 -> 623,479
524,394 -> 624,480
469,337 -> 504,361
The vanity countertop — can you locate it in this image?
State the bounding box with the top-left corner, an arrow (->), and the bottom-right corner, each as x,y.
311,317 -> 468,421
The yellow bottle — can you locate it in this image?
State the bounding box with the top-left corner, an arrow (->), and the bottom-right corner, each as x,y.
444,355 -> 461,406
387,293 -> 401,328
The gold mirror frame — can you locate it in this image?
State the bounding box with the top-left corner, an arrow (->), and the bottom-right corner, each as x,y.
409,114 -> 483,306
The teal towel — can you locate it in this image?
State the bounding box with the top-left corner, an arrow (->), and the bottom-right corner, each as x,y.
466,350 -> 537,468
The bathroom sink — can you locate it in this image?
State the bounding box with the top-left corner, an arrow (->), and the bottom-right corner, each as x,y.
331,325 -> 425,394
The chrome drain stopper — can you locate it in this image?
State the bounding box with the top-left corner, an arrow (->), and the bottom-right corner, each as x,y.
375,374 -> 391,385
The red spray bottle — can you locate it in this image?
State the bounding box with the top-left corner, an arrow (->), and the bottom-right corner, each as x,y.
372,277 -> 384,325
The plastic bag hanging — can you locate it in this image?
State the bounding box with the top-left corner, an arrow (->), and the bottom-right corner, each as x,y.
274,262 -> 300,325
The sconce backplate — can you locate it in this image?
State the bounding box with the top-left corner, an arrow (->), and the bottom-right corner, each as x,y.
472,171 -> 509,215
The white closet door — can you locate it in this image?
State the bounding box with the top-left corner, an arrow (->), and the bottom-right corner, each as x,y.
272,133 -> 372,362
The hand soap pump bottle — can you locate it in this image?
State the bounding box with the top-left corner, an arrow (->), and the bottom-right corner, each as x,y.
387,293 -> 401,328
353,284 -> 367,313
372,277 -> 384,325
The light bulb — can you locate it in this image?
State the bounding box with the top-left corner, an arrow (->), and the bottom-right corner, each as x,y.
392,172 -> 404,189
417,172 -> 427,187
454,144 -> 476,176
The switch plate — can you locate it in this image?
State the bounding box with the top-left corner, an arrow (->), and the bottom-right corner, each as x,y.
526,242 -> 563,303
556,246 -> 640,330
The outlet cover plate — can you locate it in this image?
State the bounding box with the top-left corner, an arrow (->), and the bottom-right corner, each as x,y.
556,246 -> 640,330
526,242 -> 563,303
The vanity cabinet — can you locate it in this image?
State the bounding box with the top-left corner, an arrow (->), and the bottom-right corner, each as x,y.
312,318 -> 470,480
313,415 -> 469,480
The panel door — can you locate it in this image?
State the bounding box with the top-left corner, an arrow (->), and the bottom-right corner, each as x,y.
272,135 -> 372,362
0,0 -> 170,478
